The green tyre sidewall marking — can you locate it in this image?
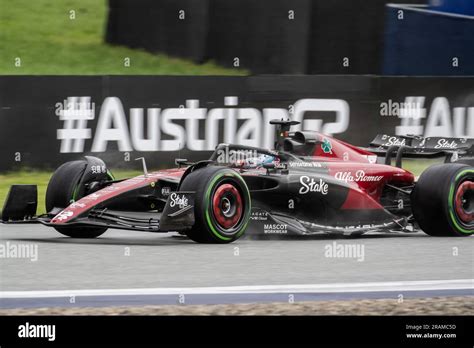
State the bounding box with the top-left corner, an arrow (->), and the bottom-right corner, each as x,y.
72,168 -> 114,203
71,184 -> 80,202
448,169 -> 473,234
204,172 -> 251,241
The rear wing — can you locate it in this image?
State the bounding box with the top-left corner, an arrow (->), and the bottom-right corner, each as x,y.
365,134 -> 474,167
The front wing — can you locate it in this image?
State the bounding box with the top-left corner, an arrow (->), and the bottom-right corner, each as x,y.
2,186 -> 196,233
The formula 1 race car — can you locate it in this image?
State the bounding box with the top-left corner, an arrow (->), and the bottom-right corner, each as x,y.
2,120 -> 473,242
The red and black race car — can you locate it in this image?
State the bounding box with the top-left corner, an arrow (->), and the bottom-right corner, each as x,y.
2,120 -> 473,243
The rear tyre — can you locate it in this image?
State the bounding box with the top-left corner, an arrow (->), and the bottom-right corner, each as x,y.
179,166 -> 251,243
46,160 -> 107,238
411,164 -> 473,237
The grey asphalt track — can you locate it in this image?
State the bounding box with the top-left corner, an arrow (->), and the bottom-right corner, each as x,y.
0,224 -> 473,307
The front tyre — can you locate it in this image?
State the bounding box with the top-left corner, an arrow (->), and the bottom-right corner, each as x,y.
46,160 -> 108,238
411,164 -> 473,237
179,166 -> 251,243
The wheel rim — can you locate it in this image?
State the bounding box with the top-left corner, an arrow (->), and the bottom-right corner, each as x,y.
455,180 -> 474,224
212,183 -> 243,230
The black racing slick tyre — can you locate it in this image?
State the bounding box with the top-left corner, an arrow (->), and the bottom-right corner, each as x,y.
46,160 -> 107,238
179,166 -> 251,243
411,163 -> 473,237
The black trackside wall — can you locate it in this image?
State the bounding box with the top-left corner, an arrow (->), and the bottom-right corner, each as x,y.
0,76 -> 473,171
105,0 -> 426,75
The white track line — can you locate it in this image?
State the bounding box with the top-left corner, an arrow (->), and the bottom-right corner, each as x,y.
1,279 -> 472,299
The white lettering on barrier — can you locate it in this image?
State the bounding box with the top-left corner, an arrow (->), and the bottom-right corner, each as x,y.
56,95 -> 474,154
58,96 -> 350,153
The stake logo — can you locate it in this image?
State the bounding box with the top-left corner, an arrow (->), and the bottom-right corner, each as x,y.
382,136 -> 406,147
299,176 -> 329,195
434,139 -> 458,149
169,193 -> 189,209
